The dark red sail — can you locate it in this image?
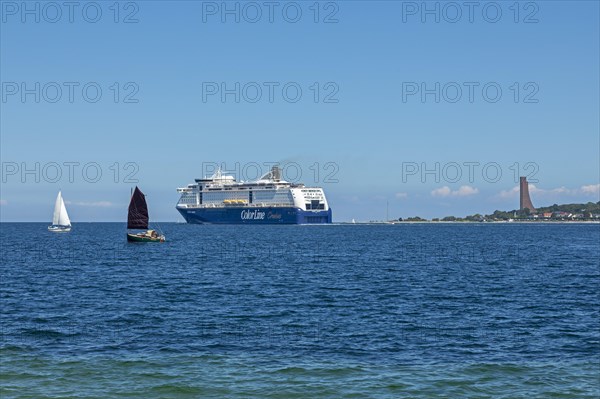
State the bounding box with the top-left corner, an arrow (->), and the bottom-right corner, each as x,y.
127,186 -> 149,230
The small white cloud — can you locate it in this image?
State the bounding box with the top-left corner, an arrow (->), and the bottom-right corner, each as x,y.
431,185 -> 478,197
551,186 -> 570,194
528,184 -> 569,195
581,184 -> 600,195
498,186 -> 519,199
66,201 -> 114,207
454,185 -> 479,197
0,199 -> 7,206
395,192 -> 408,199
431,186 -> 452,197
528,184 -> 542,193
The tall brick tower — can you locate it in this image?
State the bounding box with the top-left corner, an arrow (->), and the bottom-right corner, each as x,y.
519,176 -> 535,212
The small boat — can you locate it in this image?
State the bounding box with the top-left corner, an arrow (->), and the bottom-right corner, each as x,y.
48,191 -> 71,232
126,186 -> 165,242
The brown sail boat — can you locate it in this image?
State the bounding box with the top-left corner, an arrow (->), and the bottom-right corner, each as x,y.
126,186 -> 165,242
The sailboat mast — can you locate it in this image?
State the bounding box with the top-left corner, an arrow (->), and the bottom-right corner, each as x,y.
57,191 -> 62,223
128,187 -> 133,229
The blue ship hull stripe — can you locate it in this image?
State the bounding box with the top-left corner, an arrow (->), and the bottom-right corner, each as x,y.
177,207 -> 332,224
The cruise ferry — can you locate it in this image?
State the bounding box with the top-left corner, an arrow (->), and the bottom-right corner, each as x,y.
176,166 -> 332,224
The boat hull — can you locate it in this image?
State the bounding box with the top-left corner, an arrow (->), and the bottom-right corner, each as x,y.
127,233 -> 165,243
48,225 -> 71,232
177,206 -> 332,225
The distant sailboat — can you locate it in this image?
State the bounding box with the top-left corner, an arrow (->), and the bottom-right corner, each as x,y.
126,186 -> 165,242
48,191 -> 71,232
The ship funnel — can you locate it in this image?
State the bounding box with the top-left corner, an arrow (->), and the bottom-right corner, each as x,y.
271,166 -> 281,181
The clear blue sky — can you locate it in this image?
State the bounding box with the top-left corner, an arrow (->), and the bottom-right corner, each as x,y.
1,0 -> 599,222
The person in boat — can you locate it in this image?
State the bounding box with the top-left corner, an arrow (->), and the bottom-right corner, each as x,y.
143,230 -> 157,238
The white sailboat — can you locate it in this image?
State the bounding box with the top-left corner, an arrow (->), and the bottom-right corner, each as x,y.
48,191 -> 72,232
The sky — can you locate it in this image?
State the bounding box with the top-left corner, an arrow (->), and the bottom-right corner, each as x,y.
1,0 -> 599,222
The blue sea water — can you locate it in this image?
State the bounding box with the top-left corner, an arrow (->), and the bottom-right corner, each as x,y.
1,223 -> 599,398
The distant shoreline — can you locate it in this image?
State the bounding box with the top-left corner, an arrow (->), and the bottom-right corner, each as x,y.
339,220 -> 600,225
1,221 -> 599,225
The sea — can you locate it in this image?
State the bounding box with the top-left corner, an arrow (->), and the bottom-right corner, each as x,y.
1,223 -> 599,398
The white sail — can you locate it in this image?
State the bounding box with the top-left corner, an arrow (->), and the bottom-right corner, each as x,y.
52,191 -> 71,226
52,191 -> 62,225
58,195 -> 71,226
